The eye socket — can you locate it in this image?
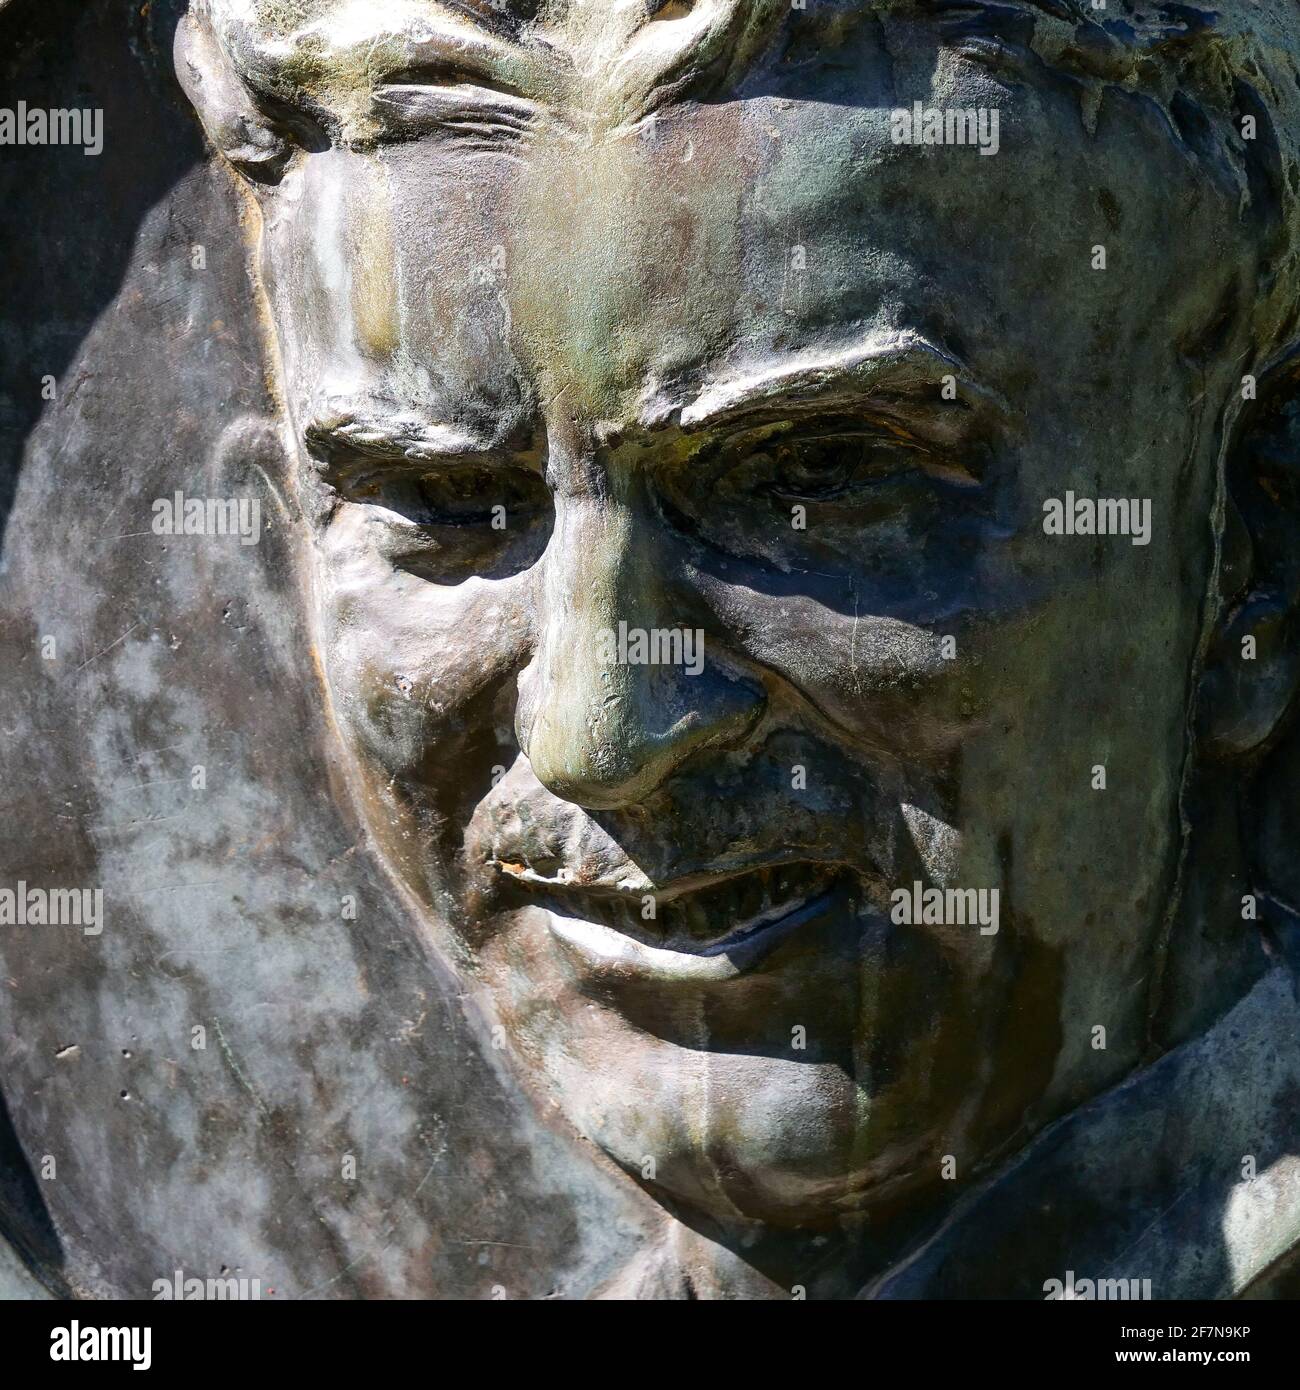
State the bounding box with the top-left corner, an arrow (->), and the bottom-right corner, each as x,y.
715,428 -> 978,508
655,422 -> 991,576
341,463 -> 549,528
376,61 -> 524,96
758,435 -> 919,502
406,465 -> 547,526
339,463 -> 552,585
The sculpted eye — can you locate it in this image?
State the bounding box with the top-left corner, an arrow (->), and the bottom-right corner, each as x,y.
410,466 -> 548,526
656,421 -> 991,576
339,463 -> 553,585
760,436 -> 917,502
377,62 -> 525,98
723,429 -> 977,507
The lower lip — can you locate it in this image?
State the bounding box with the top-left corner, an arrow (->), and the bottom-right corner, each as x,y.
545,886 -> 841,984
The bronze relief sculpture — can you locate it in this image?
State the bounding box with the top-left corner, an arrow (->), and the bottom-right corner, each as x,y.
0,0 -> 1298,1300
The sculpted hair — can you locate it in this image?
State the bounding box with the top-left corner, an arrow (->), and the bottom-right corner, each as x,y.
904,0 -> 1300,360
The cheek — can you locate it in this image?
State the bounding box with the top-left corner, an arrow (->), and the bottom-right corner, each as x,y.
318,509 -> 535,769
956,557 -> 1195,934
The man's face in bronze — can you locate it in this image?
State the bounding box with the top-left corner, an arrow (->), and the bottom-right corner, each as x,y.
180,0 -> 1250,1226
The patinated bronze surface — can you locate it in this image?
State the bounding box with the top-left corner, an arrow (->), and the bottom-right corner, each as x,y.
0,0 -> 1298,1299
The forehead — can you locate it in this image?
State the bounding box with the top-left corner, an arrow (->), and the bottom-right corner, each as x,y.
206,0 -> 770,129
503,113 -> 1158,422
272,88 -> 1228,440
228,0 -> 1245,418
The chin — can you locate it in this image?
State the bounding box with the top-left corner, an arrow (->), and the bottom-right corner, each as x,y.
533,1034 -> 948,1227
473,921 -> 962,1228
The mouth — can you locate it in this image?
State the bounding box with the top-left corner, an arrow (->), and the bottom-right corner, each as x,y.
503,862 -> 855,983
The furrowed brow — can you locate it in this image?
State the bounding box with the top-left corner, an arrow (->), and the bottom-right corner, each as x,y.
672,332 -> 1010,438
303,409 -> 520,491
232,4 -> 563,107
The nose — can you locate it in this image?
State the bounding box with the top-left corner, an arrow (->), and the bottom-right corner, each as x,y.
515,479 -> 765,810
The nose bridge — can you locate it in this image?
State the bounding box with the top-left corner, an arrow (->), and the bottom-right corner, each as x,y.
517,454 -> 763,810
543,469 -> 654,642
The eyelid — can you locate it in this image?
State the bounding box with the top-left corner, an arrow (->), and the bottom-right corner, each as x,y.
377,56 -> 530,99
371,78 -> 540,139
331,460 -> 550,522
318,458 -> 492,505
701,377 -> 998,455
714,425 -> 986,495
723,420 -> 963,465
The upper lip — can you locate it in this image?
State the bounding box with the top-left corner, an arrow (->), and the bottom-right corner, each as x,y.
490,852 -> 822,903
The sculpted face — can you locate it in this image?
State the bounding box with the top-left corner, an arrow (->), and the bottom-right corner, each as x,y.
178,0 -> 1260,1226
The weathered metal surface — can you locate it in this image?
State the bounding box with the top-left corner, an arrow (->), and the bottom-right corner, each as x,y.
1,0 -> 1298,1299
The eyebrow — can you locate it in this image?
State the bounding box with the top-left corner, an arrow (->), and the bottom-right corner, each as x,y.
241,5 -> 561,108
302,405 -> 523,489
668,331 -> 1011,438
